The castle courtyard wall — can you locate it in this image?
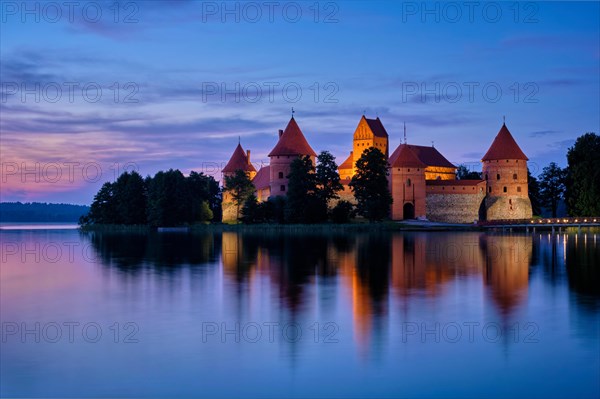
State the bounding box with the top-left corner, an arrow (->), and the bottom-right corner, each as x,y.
426,191 -> 486,224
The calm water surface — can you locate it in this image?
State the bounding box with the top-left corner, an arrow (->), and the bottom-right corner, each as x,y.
1,227 -> 598,398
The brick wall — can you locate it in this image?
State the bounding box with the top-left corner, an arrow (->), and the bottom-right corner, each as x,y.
426,191 -> 486,224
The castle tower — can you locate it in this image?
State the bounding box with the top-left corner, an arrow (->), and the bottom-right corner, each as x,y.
388,144 -> 427,220
268,116 -> 317,197
221,142 -> 257,222
339,116 -> 389,179
481,123 -> 532,220
222,142 -> 257,179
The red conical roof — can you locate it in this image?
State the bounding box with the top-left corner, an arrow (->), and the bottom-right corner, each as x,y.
222,143 -> 257,173
390,144 -> 427,168
268,117 -> 317,157
482,124 -> 528,161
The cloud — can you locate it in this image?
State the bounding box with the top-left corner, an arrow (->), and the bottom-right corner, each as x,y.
529,130 -> 560,137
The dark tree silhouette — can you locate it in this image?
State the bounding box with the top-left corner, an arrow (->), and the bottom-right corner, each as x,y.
114,171 -> 147,224
315,151 -> 344,204
565,133 -> 600,216
349,147 -> 392,221
527,168 -> 542,216
456,164 -> 482,180
285,155 -> 322,223
539,162 -> 567,218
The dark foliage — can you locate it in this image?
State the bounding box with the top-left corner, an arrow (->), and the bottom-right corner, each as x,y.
349,147 -> 392,221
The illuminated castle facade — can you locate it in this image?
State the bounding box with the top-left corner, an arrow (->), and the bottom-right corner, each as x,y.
221,115 -> 533,223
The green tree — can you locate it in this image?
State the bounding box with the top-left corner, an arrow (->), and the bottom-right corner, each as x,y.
539,162 -> 567,217
316,151 -> 344,204
266,196 -> 286,224
331,200 -> 354,223
86,182 -> 116,224
146,169 -> 189,227
224,169 -> 255,221
565,133 -> 600,216
456,164 -> 482,180
114,171 -> 147,224
349,147 -> 392,221
527,168 -> 542,216
241,194 -> 260,224
188,171 -> 219,222
285,155 -> 320,223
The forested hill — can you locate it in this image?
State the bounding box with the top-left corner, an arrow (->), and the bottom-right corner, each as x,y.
0,202 -> 90,222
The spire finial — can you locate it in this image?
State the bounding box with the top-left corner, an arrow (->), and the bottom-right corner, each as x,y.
403,122 -> 407,144
431,141 -> 435,148
503,115 -> 506,124
291,107 -> 295,118
363,109 -> 366,116
238,136 -> 240,144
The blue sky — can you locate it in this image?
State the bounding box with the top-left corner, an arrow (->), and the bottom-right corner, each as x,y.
1,1 -> 598,204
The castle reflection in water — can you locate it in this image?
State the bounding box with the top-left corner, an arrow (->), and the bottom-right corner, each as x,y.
86,230 -> 599,353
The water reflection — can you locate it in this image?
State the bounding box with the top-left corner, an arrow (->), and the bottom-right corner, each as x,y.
85,230 -> 598,351
3,229 -> 599,398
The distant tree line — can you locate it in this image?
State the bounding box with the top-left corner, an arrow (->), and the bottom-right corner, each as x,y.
80,169 -> 221,227
0,202 -> 90,222
228,148 -> 392,224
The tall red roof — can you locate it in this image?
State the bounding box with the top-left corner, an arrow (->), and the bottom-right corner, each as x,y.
364,116 -> 389,138
268,117 -> 317,157
252,165 -> 270,190
389,144 -> 427,168
389,143 -> 454,168
222,143 -> 257,174
482,123 -> 528,161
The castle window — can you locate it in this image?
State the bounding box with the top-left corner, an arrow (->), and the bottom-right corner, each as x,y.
407,178 -> 411,186
489,187 -> 492,193
407,169 -> 410,172
517,186 -> 521,193
485,174 -> 488,180
278,172 -> 284,179
417,168 -> 420,171
496,174 -> 500,180
506,160 -> 509,163
503,186 -> 507,193
280,185 -> 285,192
509,199 -> 512,205
513,174 -> 517,180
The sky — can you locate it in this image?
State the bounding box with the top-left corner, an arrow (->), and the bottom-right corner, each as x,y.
1,0 -> 598,204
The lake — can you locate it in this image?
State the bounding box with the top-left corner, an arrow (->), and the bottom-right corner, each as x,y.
1,226 -> 598,398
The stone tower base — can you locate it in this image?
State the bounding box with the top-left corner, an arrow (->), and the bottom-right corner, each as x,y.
484,196 -> 532,221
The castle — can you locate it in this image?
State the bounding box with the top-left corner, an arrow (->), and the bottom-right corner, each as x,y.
221,115 -> 533,223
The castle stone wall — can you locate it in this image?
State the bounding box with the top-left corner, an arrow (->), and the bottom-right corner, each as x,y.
221,191 -> 239,223
426,191 -> 486,224
484,196 -> 533,221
